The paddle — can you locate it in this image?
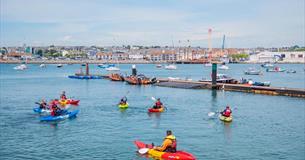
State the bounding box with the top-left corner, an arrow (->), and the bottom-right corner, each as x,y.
208,111 -> 220,117
138,148 -> 149,154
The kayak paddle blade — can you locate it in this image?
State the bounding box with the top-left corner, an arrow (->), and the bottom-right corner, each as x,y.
151,97 -> 156,101
138,148 -> 149,154
208,112 -> 215,117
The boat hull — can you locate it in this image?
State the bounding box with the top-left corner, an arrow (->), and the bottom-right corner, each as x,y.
134,140 -> 196,160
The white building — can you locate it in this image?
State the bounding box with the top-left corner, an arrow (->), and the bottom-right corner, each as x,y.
249,51 -> 305,63
128,54 -> 144,60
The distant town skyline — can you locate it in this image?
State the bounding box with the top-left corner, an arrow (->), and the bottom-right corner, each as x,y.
1,0 -> 304,48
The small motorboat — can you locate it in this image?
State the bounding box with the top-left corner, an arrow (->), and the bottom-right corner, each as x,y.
244,68 -> 262,75
261,63 -> 274,68
204,63 -> 212,67
98,64 -> 115,68
124,74 -> 157,85
219,65 -> 229,70
266,66 -> 285,72
156,64 -> 162,68
14,64 -> 27,70
106,66 -> 120,71
164,64 -> 177,70
200,74 -> 239,84
109,73 -> 124,81
240,78 -> 271,86
39,64 -> 46,68
57,64 -> 63,68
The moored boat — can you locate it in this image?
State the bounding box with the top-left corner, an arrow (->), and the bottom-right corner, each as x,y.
266,66 -> 285,72
164,64 -> 177,70
156,64 -> 162,68
240,78 -> 271,86
204,63 -> 212,67
219,65 -> 229,70
98,64 -> 115,68
200,74 -> 239,84
244,68 -> 262,75
124,74 -> 157,85
14,64 -> 27,70
106,66 -> 120,71
109,73 -> 124,81
261,63 -> 274,68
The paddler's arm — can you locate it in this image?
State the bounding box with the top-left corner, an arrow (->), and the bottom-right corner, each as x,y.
154,139 -> 171,152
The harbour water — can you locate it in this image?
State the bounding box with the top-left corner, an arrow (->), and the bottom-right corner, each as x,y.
0,64 -> 304,160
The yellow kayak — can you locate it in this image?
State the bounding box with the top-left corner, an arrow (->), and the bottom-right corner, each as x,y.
118,103 -> 129,109
219,115 -> 233,122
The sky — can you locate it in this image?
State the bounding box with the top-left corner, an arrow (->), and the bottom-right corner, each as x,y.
0,0 -> 304,48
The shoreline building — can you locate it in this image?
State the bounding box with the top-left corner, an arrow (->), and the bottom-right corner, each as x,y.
249,51 -> 305,63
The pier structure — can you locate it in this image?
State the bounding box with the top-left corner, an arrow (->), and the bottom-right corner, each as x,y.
154,79 -> 305,98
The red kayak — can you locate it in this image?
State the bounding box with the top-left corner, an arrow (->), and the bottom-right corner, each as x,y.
67,99 -> 80,105
148,107 -> 164,113
134,140 -> 196,160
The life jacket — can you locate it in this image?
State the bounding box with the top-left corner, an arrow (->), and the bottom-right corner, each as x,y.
61,94 -> 67,100
223,109 -> 232,117
155,101 -> 162,107
164,135 -> 177,153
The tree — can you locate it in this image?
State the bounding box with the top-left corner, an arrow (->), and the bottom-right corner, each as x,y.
36,49 -> 43,57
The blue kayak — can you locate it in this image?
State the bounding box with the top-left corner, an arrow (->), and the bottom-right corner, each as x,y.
33,107 -> 51,113
40,110 -> 79,121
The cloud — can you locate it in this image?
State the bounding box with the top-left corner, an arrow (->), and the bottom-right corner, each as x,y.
1,0 -> 304,47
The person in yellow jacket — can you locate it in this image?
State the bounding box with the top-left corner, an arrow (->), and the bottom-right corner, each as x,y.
154,130 -> 177,153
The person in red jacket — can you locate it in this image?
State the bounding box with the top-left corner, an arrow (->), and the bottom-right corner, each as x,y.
60,91 -> 67,100
221,106 -> 232,117
153,98 -> 163,109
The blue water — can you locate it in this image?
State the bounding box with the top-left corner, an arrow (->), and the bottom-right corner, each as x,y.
0,64 -> 304,160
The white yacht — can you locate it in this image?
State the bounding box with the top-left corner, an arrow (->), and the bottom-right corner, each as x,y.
164,64 -> 177,70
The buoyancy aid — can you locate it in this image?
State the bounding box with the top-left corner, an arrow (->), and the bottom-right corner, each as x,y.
164,135 -> 177,153
223,108 -> 232,117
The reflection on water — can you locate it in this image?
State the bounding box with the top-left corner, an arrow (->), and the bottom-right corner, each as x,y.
148,112 -> 161,128
223,122 -> 232,143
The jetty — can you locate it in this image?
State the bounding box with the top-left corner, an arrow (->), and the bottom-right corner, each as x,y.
99,63 -> 305,98
154,79 -> 305,98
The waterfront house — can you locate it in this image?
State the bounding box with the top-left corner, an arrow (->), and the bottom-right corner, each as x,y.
149,49 -> 177,62
249,51 -> 305,63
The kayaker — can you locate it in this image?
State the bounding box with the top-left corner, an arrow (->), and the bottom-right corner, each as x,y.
39,99 -> 48,109
154,130 -> 177,153
153,98 -> 163,109
60,91 -> 67,100
221,106 -> 232,117
50,100 -> 64,116
119,97 -> 127,105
